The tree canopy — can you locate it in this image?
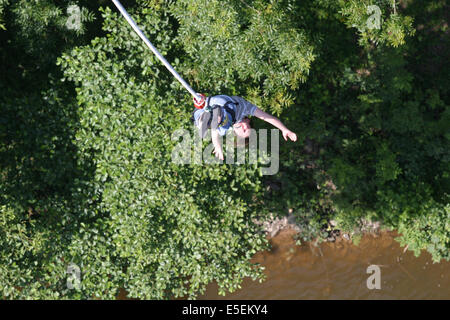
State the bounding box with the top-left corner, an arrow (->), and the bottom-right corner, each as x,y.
1,0 -> 448,299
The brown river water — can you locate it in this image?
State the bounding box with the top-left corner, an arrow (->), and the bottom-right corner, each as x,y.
199,230 -> 450,300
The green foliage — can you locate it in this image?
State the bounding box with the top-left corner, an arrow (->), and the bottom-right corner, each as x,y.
0,0 -> 122,299
377,185 -> 449,262
1,0 -> 449,300
259,0 -> 448,262
170,0 -> 316,115
0,0 -> 7,30
5,0 -> 96,65
337,0 -> 416,47
58,6 -> 268,299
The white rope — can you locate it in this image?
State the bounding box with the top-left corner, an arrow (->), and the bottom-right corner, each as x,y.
111,0 -> 201,101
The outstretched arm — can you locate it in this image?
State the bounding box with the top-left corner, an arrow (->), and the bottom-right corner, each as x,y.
211,129 -> 224,160
253,107 -> 297,142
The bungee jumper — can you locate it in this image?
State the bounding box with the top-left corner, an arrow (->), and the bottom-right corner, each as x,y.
112,0 -> 297,161
192,95 -> 297,160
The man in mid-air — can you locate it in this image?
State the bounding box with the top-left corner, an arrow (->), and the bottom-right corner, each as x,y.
192,95 -> 297,160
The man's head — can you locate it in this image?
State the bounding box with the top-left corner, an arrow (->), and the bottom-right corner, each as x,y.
233,117 -> 251,138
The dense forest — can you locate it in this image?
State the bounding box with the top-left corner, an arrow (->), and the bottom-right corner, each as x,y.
0,0 -> 448,299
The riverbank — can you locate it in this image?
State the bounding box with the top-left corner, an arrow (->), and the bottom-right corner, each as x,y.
117,226 -> 449,300
255,212 -> 382,244
200,228 -> 450,299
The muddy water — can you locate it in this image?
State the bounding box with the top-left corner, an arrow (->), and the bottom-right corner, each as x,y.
200,230 -> 450,300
